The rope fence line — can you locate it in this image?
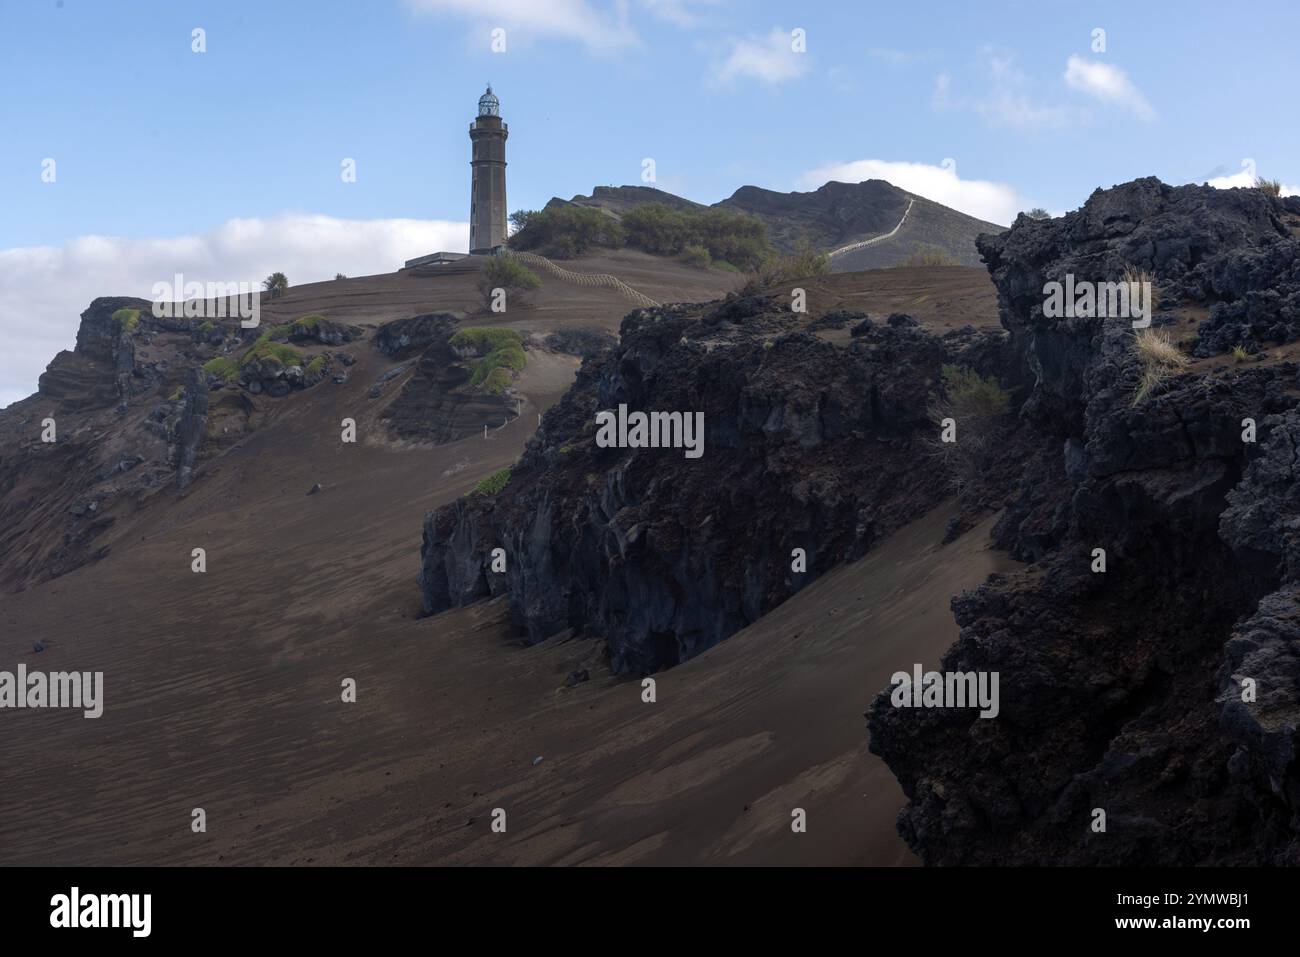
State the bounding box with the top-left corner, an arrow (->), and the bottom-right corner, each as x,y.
505,250 -> 661,308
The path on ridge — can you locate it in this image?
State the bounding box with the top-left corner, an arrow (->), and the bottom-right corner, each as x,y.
828,198 -> 915,261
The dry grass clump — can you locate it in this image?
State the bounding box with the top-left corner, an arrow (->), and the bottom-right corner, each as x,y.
1131,328 -> 1189,405
1255,177 -> 1283,198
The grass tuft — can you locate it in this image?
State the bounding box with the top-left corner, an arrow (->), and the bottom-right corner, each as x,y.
1256,177 -> 1283,198
293,314 -> 326,333
112,308 -> 141,333
241,333 -> 302,368
202,356 -> 240,383
469,467 -> 511,497
453,328 -> 527,391
1131,328 -> 1189,405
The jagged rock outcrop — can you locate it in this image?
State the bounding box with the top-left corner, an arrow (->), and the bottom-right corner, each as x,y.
544,327 -> 617,359
374,313 -> 459,358
288,317 -> 360,346
174,367 -> 209,489
869,178 -> 1300,865
0,296 -> 351,588
418,295 -> 1013,673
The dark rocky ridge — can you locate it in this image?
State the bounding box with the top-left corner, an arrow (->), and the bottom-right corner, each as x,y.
547,179 -> 1007,267
0,297 -> 361,590
418,294 -> 1014,673
867,179 -> 1300,865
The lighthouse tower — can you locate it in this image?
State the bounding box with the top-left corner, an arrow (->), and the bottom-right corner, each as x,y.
469,85 -> 508,254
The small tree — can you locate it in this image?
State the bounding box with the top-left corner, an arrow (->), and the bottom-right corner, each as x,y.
478,255 -> 541,309
263,272 -> 288,299
334,273 -> 347,280
508,209 -> 535,235
1025,207 -> 1051,220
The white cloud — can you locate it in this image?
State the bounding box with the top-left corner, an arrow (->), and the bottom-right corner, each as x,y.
637,0 -> 718,28
933,50 -> 1069,131
708,27 -> 810,87
0,215 -> 468,409
1063,55 -> 1155,121
1205,167 -> 1299,196
799,158 -> 1026,225
404,0 -> 637,53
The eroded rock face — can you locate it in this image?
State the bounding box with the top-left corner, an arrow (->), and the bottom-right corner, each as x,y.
371,313 -> 520,444
374,313 -> 459,359
418,297 -> 1013,674
870,179 -> 1300,865
174,366 -> 209,490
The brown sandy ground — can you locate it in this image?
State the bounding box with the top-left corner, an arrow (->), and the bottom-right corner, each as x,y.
0,260 -> 1010,865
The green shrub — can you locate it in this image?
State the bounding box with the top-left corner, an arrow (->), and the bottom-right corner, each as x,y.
454,327 -> 527,391
478,257 -> 540,307
678,244 -> 712,269
1232,344 -> 1249,363
470,343 -> 526,386
260,323 -> 294,341
926,365 -> 1013,502
112,308 -> 141,333
451,327 -> 525,354
483,366 -> 513,393
168,385 -> 185,401
306,355 -> 326,375
202,356 -> 240,383
508,206 -> 625,257
777,239 -> 830,279
696,208 -> 770,271
293,314 -> 326,332
929,365 -> 1011,420
735,239 -> 832,294
241,335 -> 302,368
623,204 -> 699,256
903,245 -> 958,268
470,467 -> 511,497
199,320 -> 215,333
620,204 -> 771,271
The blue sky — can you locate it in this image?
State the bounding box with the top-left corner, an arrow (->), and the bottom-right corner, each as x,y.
1,0 -> 1298,404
